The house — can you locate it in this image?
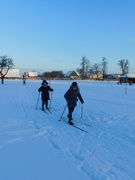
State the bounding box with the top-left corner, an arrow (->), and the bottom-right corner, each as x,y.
119,74 -> 135,84
5,69 -> 20,78
28,72 -> 38,77
22,71 -> 38,79
64,70 -> 80,79
88,71 -> 103,80
106,74 -> 121,81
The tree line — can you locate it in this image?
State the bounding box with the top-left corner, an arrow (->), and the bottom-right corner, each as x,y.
77,56 -> 130,79
42,57 -> 130,79
0,55 -> 130,84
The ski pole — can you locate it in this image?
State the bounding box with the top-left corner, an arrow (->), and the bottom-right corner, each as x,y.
49,91 -> 53,108
81,104 -> 83,119
59,104 -> 67,121
35,92 -> 40,109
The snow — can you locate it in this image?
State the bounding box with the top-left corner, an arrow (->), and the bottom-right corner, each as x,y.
0,80 -> 135,180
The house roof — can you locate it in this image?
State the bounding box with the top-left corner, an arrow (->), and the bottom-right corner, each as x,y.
64,70 -> 79,77
107,74 -> 120,78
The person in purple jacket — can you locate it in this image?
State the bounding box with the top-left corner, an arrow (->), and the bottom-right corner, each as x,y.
64,82 -> 84,125
38,80 -> 53,111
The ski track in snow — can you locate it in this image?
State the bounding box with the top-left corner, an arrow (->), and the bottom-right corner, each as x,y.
0,80 -> 135,179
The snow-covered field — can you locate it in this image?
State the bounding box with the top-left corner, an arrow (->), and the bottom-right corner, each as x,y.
0,80 -> 135,180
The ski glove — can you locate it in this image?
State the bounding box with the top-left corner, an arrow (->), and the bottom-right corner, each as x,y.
81,100 -> 84,104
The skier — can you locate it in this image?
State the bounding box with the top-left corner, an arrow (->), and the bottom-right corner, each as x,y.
22,74 -> 27,85
38,80 -> 53,111
64,82 -> 84,125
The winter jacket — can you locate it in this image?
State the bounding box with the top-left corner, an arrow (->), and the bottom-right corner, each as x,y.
64,86 -> 84,108
38,85 -> 53,101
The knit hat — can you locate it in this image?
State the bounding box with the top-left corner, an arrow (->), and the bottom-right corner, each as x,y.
72,82 -> 78,88
41,80 -> 48,85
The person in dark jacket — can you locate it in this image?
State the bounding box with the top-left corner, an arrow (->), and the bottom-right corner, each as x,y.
38,80 -> 53,110
64,82 -> 84,125
22,75 -> 26,85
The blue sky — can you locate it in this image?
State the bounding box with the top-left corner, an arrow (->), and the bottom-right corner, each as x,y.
0,0 -> 135,74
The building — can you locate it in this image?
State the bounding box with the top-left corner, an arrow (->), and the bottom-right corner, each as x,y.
22,71 -> 38,79
88,71 -> 103,80
64,70 -> 80,79
5,69 -> 20,78
106,74 -> 121,81
120,74 -> 135,84
28,72 -> 38,77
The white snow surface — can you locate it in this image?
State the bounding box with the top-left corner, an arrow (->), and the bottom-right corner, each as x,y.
0,80 -> 135,180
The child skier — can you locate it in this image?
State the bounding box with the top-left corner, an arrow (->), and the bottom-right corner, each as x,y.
38,80 -> 53,111
64,82 -> 84,125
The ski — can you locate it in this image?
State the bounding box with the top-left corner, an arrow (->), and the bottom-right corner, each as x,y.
60,119 -> 87,133
40,108 -> 49,114
83,123 -> 91,127
46,108 -> 52,113
71,124 -> 87,133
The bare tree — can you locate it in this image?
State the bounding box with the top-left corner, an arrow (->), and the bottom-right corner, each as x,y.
118,59 -> 129,74
100,57 -> 108,79
93,63 -> 100,72
80,56 -> 90,79
91,63 -> 100,78
0,55 -> 14,84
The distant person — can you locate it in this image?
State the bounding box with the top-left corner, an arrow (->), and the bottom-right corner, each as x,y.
22,75 -> 26,85
117,78 -> 123,85
64,82 -> 84,125
129,81 -> 132,85
38,80 -> 53,110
